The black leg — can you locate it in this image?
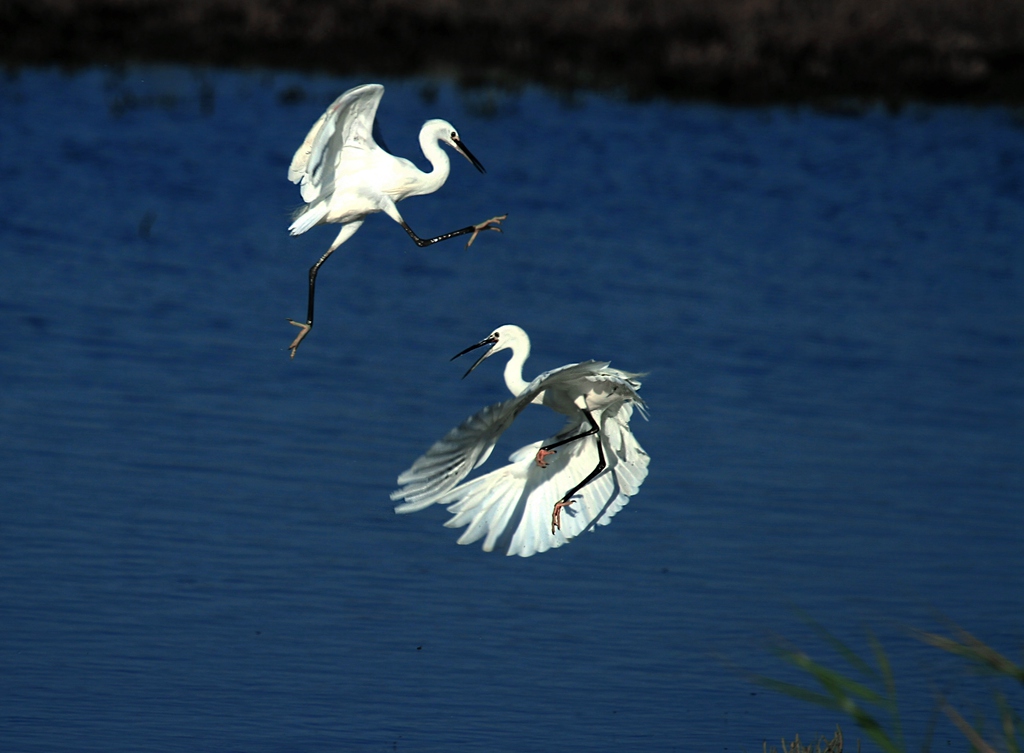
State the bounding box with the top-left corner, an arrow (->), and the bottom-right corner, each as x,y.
540,415 -> 600,453
399,214 -> 506,248
550,409 -> 607,533
535,408 -> 600,467
286,246 -> 337,358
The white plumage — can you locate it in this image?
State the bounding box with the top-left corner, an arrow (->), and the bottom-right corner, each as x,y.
392,325 -> 650,557
285,83 -> 505,356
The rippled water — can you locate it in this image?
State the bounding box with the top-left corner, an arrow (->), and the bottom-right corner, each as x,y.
1,67 -> 1021,752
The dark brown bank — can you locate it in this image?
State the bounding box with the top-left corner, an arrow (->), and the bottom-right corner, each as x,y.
3,0 -> 1024,103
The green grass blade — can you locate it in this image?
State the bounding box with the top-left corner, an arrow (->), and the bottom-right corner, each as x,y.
994,690 -> 1021,753
868,632 -> 903,748
760,645 -> 905,753
797,612 -> 883,684
785,650 -> 888,707
917,628 -> 1024,684
754,675 -> 846,711
942,702 -> 1000,753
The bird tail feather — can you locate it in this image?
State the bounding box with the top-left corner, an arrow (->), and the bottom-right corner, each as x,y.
288,200 -> 330,236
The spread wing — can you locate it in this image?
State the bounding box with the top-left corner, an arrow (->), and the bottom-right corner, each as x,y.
391,361 -> 610,512
288,83 -> 385,204
391,361 -> 649,557
391,397 -> 523,513
436,402 -> 648,557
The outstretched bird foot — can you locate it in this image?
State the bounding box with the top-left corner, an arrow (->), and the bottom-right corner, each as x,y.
465,214 -> 507,248
535,447 -> 556,468
286,319 -> 312,358
551,497 -> 575,534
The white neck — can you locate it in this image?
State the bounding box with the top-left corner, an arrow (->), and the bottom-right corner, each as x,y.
502,340 -> 531,396
416,129 -> 451,196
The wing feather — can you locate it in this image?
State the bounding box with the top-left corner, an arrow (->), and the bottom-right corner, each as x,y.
288,83 -> 385,204
392,357 -> 649,556
392,397 -> 522,513
394,398 -> 649,557
391,362 -> 606,512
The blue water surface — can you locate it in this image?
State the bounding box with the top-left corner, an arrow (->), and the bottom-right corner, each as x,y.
1,67 -> 1022,752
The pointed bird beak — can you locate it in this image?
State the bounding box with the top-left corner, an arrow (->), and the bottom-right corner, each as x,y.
451,334 -> 498,378
452,136 -> 486,174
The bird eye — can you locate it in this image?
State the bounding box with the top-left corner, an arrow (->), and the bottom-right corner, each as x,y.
451,131 -> 458,140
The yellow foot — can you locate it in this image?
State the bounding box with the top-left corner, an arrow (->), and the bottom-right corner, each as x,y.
287,319 -> 312,358
535,447 -> 556,468
465,214 -> 507,248
551,497 -> 574,534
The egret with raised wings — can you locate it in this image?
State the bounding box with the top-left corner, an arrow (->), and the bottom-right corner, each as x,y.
392,325 -> 649,557
286,83 -> 506,356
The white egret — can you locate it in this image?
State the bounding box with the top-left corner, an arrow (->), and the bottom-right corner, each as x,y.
392,325 -> 649,557
286,83 -> 506,356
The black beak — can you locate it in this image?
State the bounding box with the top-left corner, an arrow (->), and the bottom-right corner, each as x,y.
452,136 -> 486,174
451,335 -> 498,378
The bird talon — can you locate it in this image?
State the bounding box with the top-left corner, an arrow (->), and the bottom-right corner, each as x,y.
535,447 -> 557,468
551,498 -> 574,534
286,319 -> 312,358
465,214 -> 508,248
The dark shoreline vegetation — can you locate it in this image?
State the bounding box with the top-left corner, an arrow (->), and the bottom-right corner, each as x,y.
3,0 -> 1024,104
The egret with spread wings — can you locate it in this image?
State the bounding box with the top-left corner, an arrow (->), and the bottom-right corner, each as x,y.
392,325 -> 649,557
286,83 -> 506,356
